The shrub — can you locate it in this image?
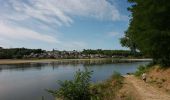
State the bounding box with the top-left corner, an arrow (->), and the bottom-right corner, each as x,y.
134,65 -> 149,77
111,72 -> 123,84
47,71 -> 123,100
47,70 -> 93,100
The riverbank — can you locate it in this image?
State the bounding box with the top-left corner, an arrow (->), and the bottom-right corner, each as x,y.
122,75 -> 170,100
119,65 -> 170,100
0,58 -> 152,65
146,66 -> 170,94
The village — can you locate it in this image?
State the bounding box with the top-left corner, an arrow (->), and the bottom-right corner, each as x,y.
0,47 -> 139,59
23,50 -> 120,59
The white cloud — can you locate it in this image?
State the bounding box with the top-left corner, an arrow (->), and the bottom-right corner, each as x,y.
53,0 -> 122,21
1,0 -> 124,26
0,22 -> 59,43
0,21 -> 87,50
0,0 -> 125,49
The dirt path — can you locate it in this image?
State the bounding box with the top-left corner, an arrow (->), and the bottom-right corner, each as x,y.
125,75 -> 170,100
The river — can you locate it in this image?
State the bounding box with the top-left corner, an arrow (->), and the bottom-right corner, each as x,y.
0,59 -> 149,100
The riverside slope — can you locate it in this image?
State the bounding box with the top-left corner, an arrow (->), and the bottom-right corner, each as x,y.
125,75 -> 170,100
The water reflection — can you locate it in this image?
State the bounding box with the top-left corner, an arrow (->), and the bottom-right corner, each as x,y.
0,59 -> 149,71
0,59 -> 150,100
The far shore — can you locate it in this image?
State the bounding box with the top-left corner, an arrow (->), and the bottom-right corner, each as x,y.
0,58 -> 152,65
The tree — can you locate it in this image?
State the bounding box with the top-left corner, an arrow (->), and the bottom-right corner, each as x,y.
0,48 -> 45,59
122,0 -> 170,66
120,31 -> 137,54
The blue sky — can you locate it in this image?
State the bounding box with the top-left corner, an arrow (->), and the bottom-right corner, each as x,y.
0,0 -> 131,50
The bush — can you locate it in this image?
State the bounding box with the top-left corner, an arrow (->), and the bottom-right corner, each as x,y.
111,72 -> 123,84
47,70 -> 93,100
47,71 -> 123,100
134,65 -> 149,77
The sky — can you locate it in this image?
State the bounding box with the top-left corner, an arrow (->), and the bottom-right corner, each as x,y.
0,0 -> 131,50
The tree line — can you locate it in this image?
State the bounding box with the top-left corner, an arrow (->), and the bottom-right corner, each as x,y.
0,47 -> 144,59
82,49 -> 142,57
121,0 -> 170,66
0,47 -> 44,59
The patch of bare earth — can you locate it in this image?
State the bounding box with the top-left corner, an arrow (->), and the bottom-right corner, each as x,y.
125,75 -> 170,100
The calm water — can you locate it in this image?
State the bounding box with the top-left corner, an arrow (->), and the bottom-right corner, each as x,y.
0,59 -> 149,100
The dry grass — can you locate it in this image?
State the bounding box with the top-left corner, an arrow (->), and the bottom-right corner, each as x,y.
147,65 -> 170,94
90,72 -> 124,100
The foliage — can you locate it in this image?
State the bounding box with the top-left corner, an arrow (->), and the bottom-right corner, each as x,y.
0,47 -> 45,59
121,0 -> 170,66
0,47 -> 144,59
111,72 -> 123,85
120,31 -> 137,54
47,70 -> 93,100
82,49 -> 142,57
47,71 -> 123,100
134,65 -> 149,77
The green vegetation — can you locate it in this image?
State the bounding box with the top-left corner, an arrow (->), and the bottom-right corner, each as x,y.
82,49 -> 142,57
47,70 -> 123,100
47,70 -> 93,100
134,65 -> 150,77
134,65 -> 147,77
0,47 -> 144,59
121,0 -> 170,66
0,47 -> 44,59
90,72 -> 123,100
120,31 -> 137,55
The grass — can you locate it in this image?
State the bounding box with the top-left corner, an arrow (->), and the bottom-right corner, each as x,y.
134,64 -> 151,77
90,72 -> 124,100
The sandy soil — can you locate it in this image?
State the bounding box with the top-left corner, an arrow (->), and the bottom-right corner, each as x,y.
125,75 -> 170,100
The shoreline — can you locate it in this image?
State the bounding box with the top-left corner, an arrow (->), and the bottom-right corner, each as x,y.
0,58 -> 152,65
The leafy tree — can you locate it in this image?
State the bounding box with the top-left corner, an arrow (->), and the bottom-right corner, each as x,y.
82,49 -> 138,57
120,31 -> 137,54
0,48 -> 45,59
122,0 -> 170,66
